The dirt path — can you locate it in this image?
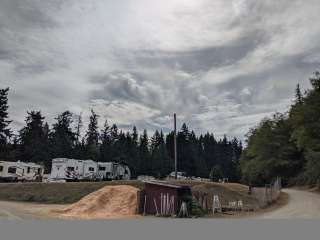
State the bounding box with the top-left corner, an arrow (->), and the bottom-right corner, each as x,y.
0,201 -> 64,220
256,189 -> 320,219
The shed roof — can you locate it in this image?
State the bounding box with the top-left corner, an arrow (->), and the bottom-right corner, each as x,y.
143,180 -> 191,189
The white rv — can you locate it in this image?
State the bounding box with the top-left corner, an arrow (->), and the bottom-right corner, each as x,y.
0,161 -> 44,182
114,163 -> 131,180
49,158 -> 131,181
50,158 -> 98,181
97,162 -> 116,180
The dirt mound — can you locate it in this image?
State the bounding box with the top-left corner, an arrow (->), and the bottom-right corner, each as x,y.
55,185 -> 139,219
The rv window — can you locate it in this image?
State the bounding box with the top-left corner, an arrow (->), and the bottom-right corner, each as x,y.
67,167 -> 75,171
88,167 -> 95,172
8,167 -> 16,174
99,166 -> 106,171
0,166 -> 3,172
27,167 -> 30,173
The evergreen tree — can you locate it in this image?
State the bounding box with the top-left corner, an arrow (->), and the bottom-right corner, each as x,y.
50,111 -> 76,159
127,126 -> 139,177
139,130 -> 150,175
241,113 -> 303,186
85,109 -> 99,160
150,130 -> 162,177
19,111 -> 51,169
99,120 -> 112,162
75,113 -> 83,144
295,84 -> 303,104
73,113 -> 85,159
0,88 -> 12,160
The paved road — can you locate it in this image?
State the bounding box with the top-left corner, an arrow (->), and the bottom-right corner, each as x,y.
257,189 -> 320,219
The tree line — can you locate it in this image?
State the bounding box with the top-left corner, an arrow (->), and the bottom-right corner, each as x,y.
0,88 -> 242,179
241,72 -> 320,186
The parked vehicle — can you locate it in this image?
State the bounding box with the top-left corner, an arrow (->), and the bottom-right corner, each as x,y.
167,171 -> 187,180
137,175 -> 156,181
0,161 -> 44,182
49,158 -> 131,181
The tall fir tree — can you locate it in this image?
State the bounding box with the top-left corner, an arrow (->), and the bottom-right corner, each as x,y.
19,111 -> 51,170
85,109 -> 100,160
0,88 -> 12,160
50,111 -> 76,159
139,129 -> 150,175
99,120 -> 112,162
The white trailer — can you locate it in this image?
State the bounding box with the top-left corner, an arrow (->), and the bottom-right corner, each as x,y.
114,163 -> 131,180
50,158 -> 98,181
49,158 -> 131,181
0,161 -> 44,182
97,162 -> 116,180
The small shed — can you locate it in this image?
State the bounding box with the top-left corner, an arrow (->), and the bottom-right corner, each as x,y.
143,181 -> 192,216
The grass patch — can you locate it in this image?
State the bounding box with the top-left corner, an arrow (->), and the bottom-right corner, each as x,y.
169,180 -> 259,209
0,181 -> 144,204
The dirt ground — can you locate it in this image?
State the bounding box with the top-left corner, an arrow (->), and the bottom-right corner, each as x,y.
54,185 -> 141,220
0,200 -> 65,220
0,200 -> 141,220
255,189 -> 320,219
209,191 -> 289,219
1,187 -> 320,220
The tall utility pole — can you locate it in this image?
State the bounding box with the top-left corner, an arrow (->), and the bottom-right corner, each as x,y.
174,113 -> 177,180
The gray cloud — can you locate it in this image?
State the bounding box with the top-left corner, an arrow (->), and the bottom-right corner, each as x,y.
1,0 -> 320,140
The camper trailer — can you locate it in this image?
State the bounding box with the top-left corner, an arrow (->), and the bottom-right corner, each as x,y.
97,162 -> 131,180
49,158 -> 131,181
97,162 -> 115,180
0,161 -> 44,182
114,163 -> 131,180
50,158 -> 98,181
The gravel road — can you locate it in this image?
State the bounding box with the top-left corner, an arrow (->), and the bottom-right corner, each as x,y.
257,189 -> 320,219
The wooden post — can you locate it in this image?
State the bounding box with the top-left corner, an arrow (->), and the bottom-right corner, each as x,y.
154,198 -> 159,216
172,196 -> 175,215
166,193 -> 170,215
160,193 -> 163,215
143,195 -> 147,215
174,113 -> 177,180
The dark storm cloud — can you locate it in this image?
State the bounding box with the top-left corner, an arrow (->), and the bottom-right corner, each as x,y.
1,0 -> 320,140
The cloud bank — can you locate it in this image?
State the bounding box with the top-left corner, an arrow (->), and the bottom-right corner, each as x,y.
1,0 -> 320,139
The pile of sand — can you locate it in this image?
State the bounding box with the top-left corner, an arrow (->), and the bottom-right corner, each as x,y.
55,185 -> 139,219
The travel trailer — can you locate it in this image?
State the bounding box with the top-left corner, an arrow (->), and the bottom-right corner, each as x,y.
0,161 -> 44,182
97,162 -> 116,180
49,158 -> 97,181
49,158 -> 131,181
114,163 -> 131,180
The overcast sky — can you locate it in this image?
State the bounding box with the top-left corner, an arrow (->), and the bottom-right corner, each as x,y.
1,0 -> 320,140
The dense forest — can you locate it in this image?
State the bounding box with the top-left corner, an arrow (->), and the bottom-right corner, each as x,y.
241,72 -> 320,186
0,88 -> 242,180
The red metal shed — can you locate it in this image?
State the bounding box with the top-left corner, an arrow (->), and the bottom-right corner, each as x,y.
143,181 -> 192,215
